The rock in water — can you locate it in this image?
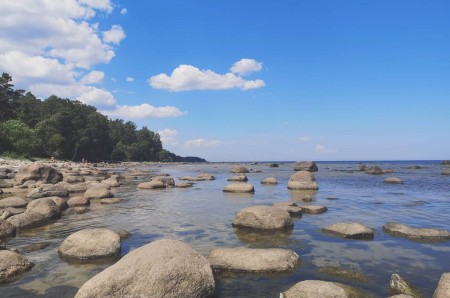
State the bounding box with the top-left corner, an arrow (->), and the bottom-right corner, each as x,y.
322,222 -> 374,240
284,280 -> 361,298
384,177 -> 403,184
15,164 -> 63,184
294,161 -> 318,172
300,205 -> 328,214
58,228 -> 121,261
223,183 -> 255,193
0,250 -> 34,283
84,186 -> 114,199
261,177 -> 278,184
434,273 -> 450,298
74,239 -> 215,298
208,247 -> 299,273
137,181 -> 166,189
389,273 -> 420,298
7,198 -> 60,229
366,166 -> 384,175
0,219 -> 16,239
227,174 -> 248,182
230,165 -> 250,173
287,171 -> 318,190
232,205 -> 293,230
383,222 -> 450,242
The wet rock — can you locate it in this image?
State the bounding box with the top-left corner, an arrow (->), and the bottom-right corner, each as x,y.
322,222 -> 374,240
384,177 -> 403,184
84,185 -> 114,199
0,197 -> 27,208
74,239 -> 216,298
7,198 -> 60,229
232,205 -> 293,230
114,229 -> 131,240
15,164 -> 63,184
261,177 -> 278,184
0,250 -> 34,283
26,184 -> 69,199
137,180 -> 166,189
383,222 -> 450,242
49,196 -> 68,211
66,207 -> 90,215
231,165 -> 250,173
19,241 -> 52,253
58,228 -> 121,261
0,219 -> 16,238
287,171 -> 319,190
208,247 -> 299,273
301,205 -> 328,214
389,273 -> 420,298
434,272 -> 450,298
284,280 -> 362,298
366,166 -> 384,175
100,198 -> 124,204
176,182 -> 194,188
389,295 -> 415,298
318,266 -> 369,283
227,174 -> 248,182
67,196 -> 90,207
101,177 -> 120,187
64,182 -> 92,193
223,182 -> 255,193
272,202 -> 302,216
64,176 -> 85,184
294,161 -> 318,172
151,176 -> 175,187
196,173 -> 216,181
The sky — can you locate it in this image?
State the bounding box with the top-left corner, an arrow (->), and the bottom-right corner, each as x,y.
0,0 -> 449,161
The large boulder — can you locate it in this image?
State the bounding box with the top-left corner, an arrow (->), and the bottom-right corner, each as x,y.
101,177 -> 120,187
231,165 -> 250,173
58,228 -> 121,261
74,239 -> 216,298
0,219 -> 16,238
232,205 -> 293,230
322,222 -> 374,240
15,164 -> 63,184
383,222 -> 450,242
261,177 -> 278,184
208,247 -> 299,273
151,176 -> 175,187
0,250 -> 34,283
223,183 -> 255,193
26,184 -> 69,199
294,161 -> 318,172
287,171 -> 318,190
7,198 -> 60,229
83,186 -> 113,200
0,167 -> 13,179
284,280 -> 361,298
0,197 -> 27,208
434,273 -> 450,298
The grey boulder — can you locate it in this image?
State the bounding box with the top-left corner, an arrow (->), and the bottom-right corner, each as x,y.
15,164 -> 63,184
322,222 -> 374,240
232,205 -> 293,230
0,250 -> 34,283
383,222 -> 450,242
288,171 -> 318,190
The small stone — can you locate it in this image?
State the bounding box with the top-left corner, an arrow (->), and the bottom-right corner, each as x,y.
272,202 -> 302,217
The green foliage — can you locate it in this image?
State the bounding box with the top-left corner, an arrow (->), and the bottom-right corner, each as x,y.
0,120 -> 37,156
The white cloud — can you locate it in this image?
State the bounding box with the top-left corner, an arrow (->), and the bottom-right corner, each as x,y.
126,77 -> 134,82
158,129 -> 178,146
79,0 -> 113,13
315,144 -> 337,154
149,61 -> 265,91
103,25 -> 126,44
120,8 -> 128,15
77,87 -> 116,107
230,58 -> 263,76
80,70 -> 104,84
300,136 -> 312,143
103,103 -> 186,119
184,138 -> 223,148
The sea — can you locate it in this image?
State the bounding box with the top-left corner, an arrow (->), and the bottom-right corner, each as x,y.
1,160 -> 449,297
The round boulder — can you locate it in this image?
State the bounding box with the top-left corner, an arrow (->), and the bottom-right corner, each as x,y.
284,280 -> 361,298
322,222 -> 374,240
0,197 -> 27,208
7,198 -> 61,229
58,228 -> 121,261
208,247 -> 299,273
0,250 -> 34,282
232,205 -> 293,230
223,183 -> 255,193
67,196 -> 90,207
74,239 -> 215,298
294,161 -> 318,172
101,177 -> 120,187
196,173 -> 215,181
84,186 -> 114,199
384,177 -> 403,184
287,171 -> 318,190
261,177 -> 278,185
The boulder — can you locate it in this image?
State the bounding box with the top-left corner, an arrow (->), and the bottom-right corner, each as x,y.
48,196 -> 68,211
434,273 -> 450,298
26,184 -> 69,199
137,181 -> 166,189
261,177 -> 278,185
384,177 -> 403,184
317,266 -> 369,283
22,180 -> 37,188
287,171 -> 318,190
101,177 -> 120,187
7,198 -> 60,229
64,182 -> 92,193
176,182 -> 194,188
0,179 -> 14,188
272,202 -> 302,216
355,165 -> 367,171
0,250 -> 34,282
64,176 -> 85,184
74,239 -> 216,298
284,280 -> 362,298
441,169 -> 450,176
366,166 -> 384,175
0,167 -> 13,179
0,219 -> 16,238
67,196 -> 90,207
0,197 -> 27,208
114,230 -> 131,240
383,222 -> 450,242
389,273 -> 420,298
151,176 -> 175,187
269,163 -> 279,168
301,205 -> 328,214
232,205 -> 293,230
196,173 -> 215,180
100,198 -> 124,204
223,183 -> 255,193
322,222 -> 374,240
208,247 -> 299,273
294,161 -> 318,172
58,228 -> 121,261
15,164 -> 63,184
231,165 -> 250,173
227,174 -> 248,182
84,186 -> 114,199
66,207 -> 90,215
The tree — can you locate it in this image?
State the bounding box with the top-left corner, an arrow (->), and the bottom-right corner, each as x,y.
0,73 -> 24,122
0,120 -> 37,156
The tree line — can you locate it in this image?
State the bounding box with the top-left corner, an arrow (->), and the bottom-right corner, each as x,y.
0,73 -> 205,162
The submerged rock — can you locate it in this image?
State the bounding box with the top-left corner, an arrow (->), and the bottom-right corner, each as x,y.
223,183 -> 254,193
232,205 -> 293,230
66,207 -> 90,215
284,280 -> 362,298
100,198 -> 124,204
288,171 -> 318,190
208,247 -> 299,273
434,272 -> 450,298
26,184 -> 69,199
74,239 -> 215,298
389,273 -> 420,298
322,222 -> 374,240
294,161 -> 318,172
261,177 -> 278,184
176,182 -> 194,188
383,222 -> 450,242
0,250 -> 34,283
272,202 -> 302,216
318,266 -> 369,283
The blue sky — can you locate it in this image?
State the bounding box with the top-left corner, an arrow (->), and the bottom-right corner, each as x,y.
1,1 -> 449,161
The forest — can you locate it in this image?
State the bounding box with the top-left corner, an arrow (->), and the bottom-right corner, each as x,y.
0,73 -> 205,162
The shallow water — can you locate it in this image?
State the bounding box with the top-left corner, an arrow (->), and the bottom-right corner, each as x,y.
2,161 -> 450,297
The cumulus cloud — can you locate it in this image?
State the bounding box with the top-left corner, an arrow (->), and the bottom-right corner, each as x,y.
80,70 -> 104,84
315,144 -> 337,154
149,60 -> 265,91
120,8 -> 128,15
103,25 -> 126,44
230,58 -> 263,75
183,138 -> 223,148
158,129 -> 178,146
126,77 -> 134,82
103,103 -> 186,119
